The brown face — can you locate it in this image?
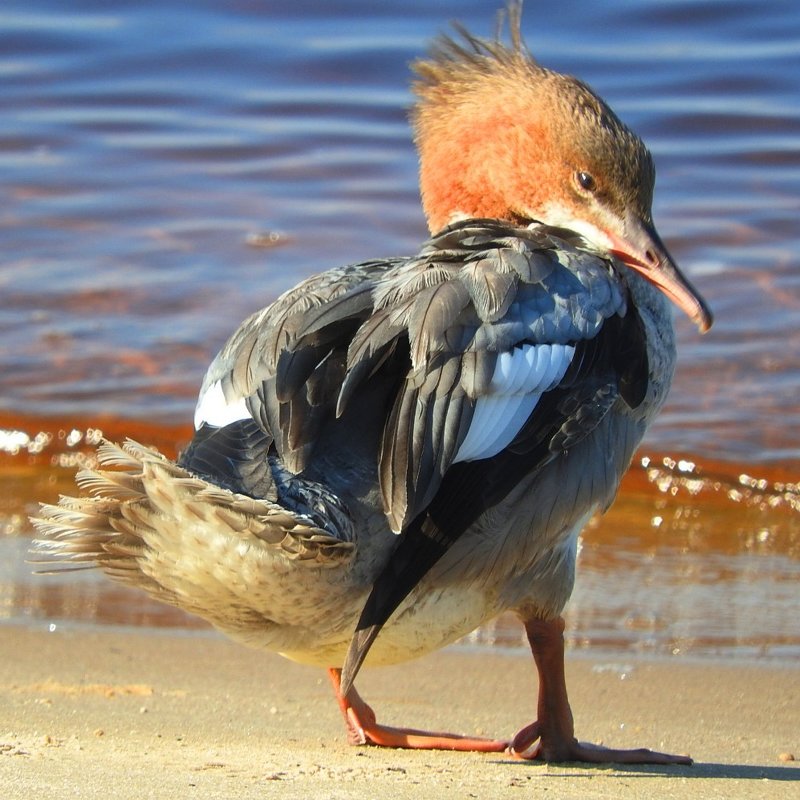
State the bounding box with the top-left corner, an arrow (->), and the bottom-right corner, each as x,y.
550,81 -> 713,333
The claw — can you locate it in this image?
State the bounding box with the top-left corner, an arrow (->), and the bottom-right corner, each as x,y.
509,720 -> 542,758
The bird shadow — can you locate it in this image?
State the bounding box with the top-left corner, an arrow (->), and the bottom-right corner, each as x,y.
494,760 -> 798,782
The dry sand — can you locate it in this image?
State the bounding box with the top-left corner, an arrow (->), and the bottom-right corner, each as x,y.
1,625 -> 797,799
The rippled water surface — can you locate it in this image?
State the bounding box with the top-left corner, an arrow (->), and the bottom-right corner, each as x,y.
1,1 -> 798,662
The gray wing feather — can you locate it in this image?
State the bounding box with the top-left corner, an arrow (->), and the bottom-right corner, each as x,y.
195,221 -> 628,535
360,223 -> 626,530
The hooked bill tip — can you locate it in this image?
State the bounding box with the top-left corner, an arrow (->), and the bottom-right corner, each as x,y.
696,306 -> 714,334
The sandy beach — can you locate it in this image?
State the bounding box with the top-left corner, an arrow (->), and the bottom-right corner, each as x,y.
1,625 -> 796,799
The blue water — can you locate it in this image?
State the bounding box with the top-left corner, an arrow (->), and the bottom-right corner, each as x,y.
2,0 -> 799,461
1,1 -> 798,661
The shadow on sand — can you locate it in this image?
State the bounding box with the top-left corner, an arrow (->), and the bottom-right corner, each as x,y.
495,760 -> 798,782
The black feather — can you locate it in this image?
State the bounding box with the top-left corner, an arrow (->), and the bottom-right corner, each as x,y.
179,419 -> 274,499
342,304 -> 650,690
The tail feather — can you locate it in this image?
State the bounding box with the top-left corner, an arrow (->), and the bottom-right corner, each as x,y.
30,439 -> 354,585
74,468 -> 144,499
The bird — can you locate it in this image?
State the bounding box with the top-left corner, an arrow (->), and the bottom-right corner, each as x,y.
32,5 -> 712,764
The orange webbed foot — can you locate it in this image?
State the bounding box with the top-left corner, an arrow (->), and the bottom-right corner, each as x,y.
511,615 -> 692,765
510,720 -> 692,764
328,668 -> 509,752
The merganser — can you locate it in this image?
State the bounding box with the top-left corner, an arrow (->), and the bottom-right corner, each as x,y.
33,5 -> 711,764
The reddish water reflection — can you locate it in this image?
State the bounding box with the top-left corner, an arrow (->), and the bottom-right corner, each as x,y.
2,413 -> 798,663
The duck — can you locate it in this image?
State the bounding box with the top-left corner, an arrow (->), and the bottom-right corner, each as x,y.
32,4 -> 711,764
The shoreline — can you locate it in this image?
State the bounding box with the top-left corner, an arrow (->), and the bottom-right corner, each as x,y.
1,625 -> 796,799
8,615 -> 800,672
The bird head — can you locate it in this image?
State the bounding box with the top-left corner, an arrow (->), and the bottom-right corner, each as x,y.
411,8 -> 712,332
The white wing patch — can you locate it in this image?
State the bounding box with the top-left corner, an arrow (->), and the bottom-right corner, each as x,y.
193,380 -> 251,430
453,343 -> 575,462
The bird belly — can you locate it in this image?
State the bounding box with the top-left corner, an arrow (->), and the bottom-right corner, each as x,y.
275,583 -> 497,668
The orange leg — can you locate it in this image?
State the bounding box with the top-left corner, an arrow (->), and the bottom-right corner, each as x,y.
327,668 -> 508,752
510,616 -> 692,765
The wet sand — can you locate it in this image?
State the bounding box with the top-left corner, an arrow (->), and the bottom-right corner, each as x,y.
1,626 -> 796,799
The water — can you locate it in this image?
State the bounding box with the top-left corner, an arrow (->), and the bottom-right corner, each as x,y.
1,1 -> 798,662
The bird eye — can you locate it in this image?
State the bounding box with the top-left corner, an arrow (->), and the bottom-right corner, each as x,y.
575,171 -> 596,192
